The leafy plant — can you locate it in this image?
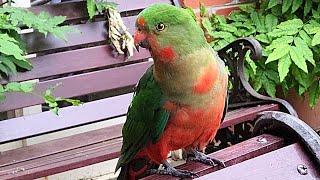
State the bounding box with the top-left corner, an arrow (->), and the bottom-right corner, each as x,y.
43,84 -> 82,115
0,5 -> 80,114
202,0 -> 320,107
86,0 -> 117,19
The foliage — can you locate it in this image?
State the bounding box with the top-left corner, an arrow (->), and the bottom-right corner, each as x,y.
43,84 -> 82,115
0,6 -> 80,114
0,81 -> 33,101
0,7 -> 77,76
86,0 -> 117,19
203,0 -> 320,107
86,0 -> 134,59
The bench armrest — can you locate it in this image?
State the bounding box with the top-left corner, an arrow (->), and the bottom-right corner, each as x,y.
217,38 -> 298,117
253,111 -> 320,167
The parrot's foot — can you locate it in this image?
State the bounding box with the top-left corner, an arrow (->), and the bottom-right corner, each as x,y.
148,161 -> 198,178
187,150 -> 226,167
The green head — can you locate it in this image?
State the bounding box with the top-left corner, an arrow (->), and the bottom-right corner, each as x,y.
134,4 -> 208,62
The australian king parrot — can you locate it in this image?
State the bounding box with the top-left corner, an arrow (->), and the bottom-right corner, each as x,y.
116,3 -> 229,179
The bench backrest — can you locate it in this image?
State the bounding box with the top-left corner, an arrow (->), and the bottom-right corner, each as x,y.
0,0 -> 177,144
0,0 -> 269,144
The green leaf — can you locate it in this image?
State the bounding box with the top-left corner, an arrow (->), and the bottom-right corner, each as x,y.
255,34 -> 270,44
0,85 -> 4,93
312,8 -> 320,19
60,98 -> 82,106
1,57 -> 17,74
298,85 -> 306,95
0,33 -> 25,60
266,43 -> 290,64
202,18 -> 213,34
263,79 -> 276,97
245,52 -> 257,74
218,23 -> 237,33
277,19 -> 303,30
311,31 -> 320,46
11,58 -> 33,70
303,22 -> 320,35
0,63 -> 9,76
265,14 -> 278,32
267,36 -> 294,50
211,31 -> 234,39
291,0 -> 303,13
309,81 -> 320,107
20,82 -> 34,93
267,0 -> 279,9
304,0 -> 312,16
290,46 -> 308,73
200,3 -> 207,17
96,2 -> 118,13
229,12 -> 249,22
87,0 -> 96,19
282,0 -> 292,13
267,19 -> 303,38
278,54 -> 291,82
292,65 -> 313,88
271,4 -> 282,16
299,30 -> 312,46
250,11 -> 266,33
5,82 -> 21,92
294,37 -> 315,65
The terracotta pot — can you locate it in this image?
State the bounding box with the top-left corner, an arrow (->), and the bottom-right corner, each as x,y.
179,0 -> 232,8
285,90 -> 320,131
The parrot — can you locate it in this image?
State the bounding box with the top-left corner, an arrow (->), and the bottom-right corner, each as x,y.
115,3 -> 228,179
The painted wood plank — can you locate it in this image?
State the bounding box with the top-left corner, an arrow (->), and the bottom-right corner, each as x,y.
28,0 -> 173,21
0,61 -> 152,112
143,134 -> 285,180
197,143 -> 320,180
0,103 -> 278,144
1,46 -> 150,84
0,134 -> 284,180
0,104 -> 279,165
22,16 -> 136,54
0,94 -> 131,144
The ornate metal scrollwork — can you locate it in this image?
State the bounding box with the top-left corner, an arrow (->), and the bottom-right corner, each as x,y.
217,38 -> 298,117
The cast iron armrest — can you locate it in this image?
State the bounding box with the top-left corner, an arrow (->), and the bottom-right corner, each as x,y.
217,38 -> 298,117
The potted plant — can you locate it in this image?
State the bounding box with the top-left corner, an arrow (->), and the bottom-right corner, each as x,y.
203,0 -> 320,130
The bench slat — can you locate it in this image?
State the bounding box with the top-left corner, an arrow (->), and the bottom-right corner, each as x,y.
0,61 -> 152,112
221,104 -> 279,129
1,46 -> 150,84
23,16 -> 136,54
0,138 -> 123,180
0,93 -> 131,144
197,143 -> 320,180
143,134 -> 285,180
0,134 -> 284,180
0,124 -> 123,167
0,104 -> 278,165
0,101 -> 277,144
28,0 -> 173,21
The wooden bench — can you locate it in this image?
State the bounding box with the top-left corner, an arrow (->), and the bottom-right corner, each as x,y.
0,0 -> 319,179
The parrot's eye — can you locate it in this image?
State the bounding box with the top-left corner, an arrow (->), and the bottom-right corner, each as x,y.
156,23 -> 166,31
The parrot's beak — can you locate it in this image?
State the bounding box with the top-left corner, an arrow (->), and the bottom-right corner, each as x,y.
134,30 -> 149,52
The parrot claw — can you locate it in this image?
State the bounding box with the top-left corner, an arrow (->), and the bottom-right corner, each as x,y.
148,161 -> 199,178
187,150 -> 226,168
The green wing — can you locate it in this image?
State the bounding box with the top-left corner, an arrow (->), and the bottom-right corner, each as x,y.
115,66 -> 170,171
